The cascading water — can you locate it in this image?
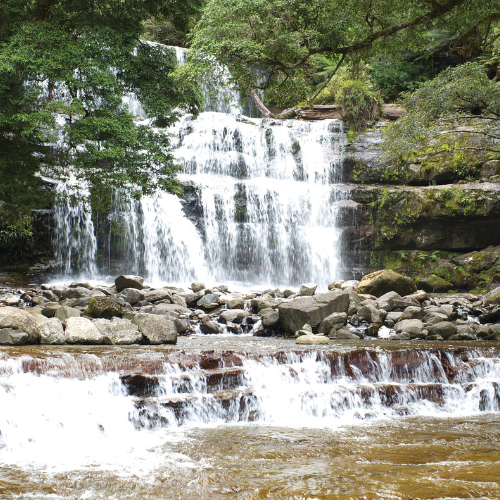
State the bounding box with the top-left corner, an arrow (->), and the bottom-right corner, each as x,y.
51,45 -> 348,287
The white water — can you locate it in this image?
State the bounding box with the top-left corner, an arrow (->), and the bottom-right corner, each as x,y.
51,44 -> 348,288
0,348 -> 499,473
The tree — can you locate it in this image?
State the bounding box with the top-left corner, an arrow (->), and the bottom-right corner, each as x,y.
0,0 -> 204,222
189,0 -> 500,111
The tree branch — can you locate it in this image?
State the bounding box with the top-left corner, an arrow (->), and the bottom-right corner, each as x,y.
250,89 -> 274,117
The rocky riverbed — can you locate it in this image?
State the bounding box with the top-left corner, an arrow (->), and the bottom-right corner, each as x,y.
1,269 -> 499,346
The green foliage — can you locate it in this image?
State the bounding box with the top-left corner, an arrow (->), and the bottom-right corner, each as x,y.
336,80 -> 380,131
383,62 -> 500,168
0,0 -> 204,223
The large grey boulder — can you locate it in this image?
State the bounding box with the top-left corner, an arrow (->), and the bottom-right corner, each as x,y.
86,296 -> 124,319
330,326 -> 363,339
258,308 -> 280,327
61,287 -> 92,300
38,318 -> 66,344
115,275 -> 144,292
197,294 -> 220,308
191,282 -> 206,293
94,318 -> 142,345
121,288 -> 144,306
357,270 -> 417,297
143,289 -> 173,303
357,304 -> 381,324
395,319 -> 424,337
150,302 -> 191,317
41,302 -> 61,317
278,290 -> 349,334
0,328 -> 28,345
65,317 -> 104,344
200,320 -> 223,334
345,287 -> 362,316
226,297 -> 245,309
138,315 -> 177,344
427,321 -> 457,339
0,306 -> 39,342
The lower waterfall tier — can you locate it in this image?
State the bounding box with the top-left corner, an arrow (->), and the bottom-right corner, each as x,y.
0,340 -> 499,498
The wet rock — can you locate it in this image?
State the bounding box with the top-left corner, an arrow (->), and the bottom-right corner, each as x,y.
345,287 -> 362,316
395,319 -> 424,337
220,309 -> 249,324
0,328 -> 28,345
375,291 -> 401,311
448,332 -> 475,340
357,270 -> 417,297
392,332 -> 411,340
404,306 -> 423,319
298,283 -> 317,296
150,303 -> 191,317
171,294 -> 188,308
426,334 -> 445,341
318,312 -> 347,334
0,306 -> 39,341
226,322 -> 243,334
422,312 -> 449,325
283,289 -> 295,298
38,318 -> 66,344
331,327 -> 363,339
197,293 -> 220,308
417,275 -> 454,293
121,288 -> 144,306
191,282 -> 206,293
61,287 -> 91,300
278,290 -> 349,334
143,289 -> 173,303
357,304 -> 381,324
296,334 -> 328,344
200,320 -> 223,334
31,296 -> 46,306
386,311 -> 407,323
86,297 -> 124,319
41,302 -> 60,317
94,318 -> 142,345
69,282 -> 93,290
484,286 -> 500,306
227,297 -> 245,309
258,308 -> 280,327
53,306 -> 80,321
427,321 -> 457,339
138,315 -> 177,344
115,275 -> 144,292
65,317 -> 104,344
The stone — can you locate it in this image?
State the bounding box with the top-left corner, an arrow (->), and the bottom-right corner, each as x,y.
54,306 -> 81,321
226,322 -> 243,334
31,296 -> 47,306
258,308 -> 280,327
375,291 -> 401,310
417,275 -> 454,293
426,334 -> 445,341
484,286 -> 500,306
191,282 -> 206,293
0,306 -> 39,342
331,327 -> 363,339
357,304 -> 381,324
171,294 -> 188,308
69,282 -> 93,290
391,332 -> 411,340
138,315 -> 177,344
220,309 -> 249,324
41,302 -> 61,317
341,280 -> 359,290
318,312 -> 347,334
94,318 -> 142,345
115,275 -> 144,292
227,298 -> 245,309
283,289 -> 294,298
61,287 -> 92,300
278,290 -> 350,334
481,159 -> 500,178
404,306 -> 423,319
386,311 -> 407,323
38,318 -> 66,344
86,297 -> 124,319
357,270 -> 417,297
395,319 -> 424,337
150,303 -> 191,317
448,332 -> 475,341
422,312 -> 449,325
5,296 -> 21,306
200,320 -> 223,334
197,294 -> 220,308
298,283 -> 317,296
65,317 -> 104,344
427,321 -> 457,339
143,289 -> 173,303
345,287 -> 361,316
296,334 -> 329,345
0,328 -> 28,345
121,288 -> 144,306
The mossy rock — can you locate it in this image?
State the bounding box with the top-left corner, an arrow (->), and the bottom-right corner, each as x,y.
416,275 -> 454,293
86,297 -> 124,319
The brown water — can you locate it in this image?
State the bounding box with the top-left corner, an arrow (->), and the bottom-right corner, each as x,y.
0,338 -> 499,499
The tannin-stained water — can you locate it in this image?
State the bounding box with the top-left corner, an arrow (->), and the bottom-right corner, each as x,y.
1,339 -> 499,499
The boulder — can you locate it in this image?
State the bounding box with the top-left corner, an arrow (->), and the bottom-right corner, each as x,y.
65,317 -> 104,344
191,282 -> 206,293
54,306 -> 81,321
94,318 -> 142,345
5,296 -> 21,306
226,298 -> 245,309
357,304 -> 381,324
0,306 -> 39,342
448,332 -> 475,341
386,311 -> 407,323
298,283 -> 317,296
258,308 -> 280,327
404,306 -> 423,319
296,334 -> 328,345
38,318 -> 65,344
484,286 -> 500,306
318,312 -> 347,334
200,320 -> 223,334
427,321 -> 457,339
171,294 -> 188,308
0,328 -> 28,345
86,297 -> 124,319
41,302 -> 61,317
357,270 -> 417,297
143,289 -> 173,303
345,287 -> 362,316
220,309 -> 249,324
197,294 -> 220,308
151,303 -> 191,317
61,287 -> 92,300
331,327 -> 363,339
395,319 -> 424,337
278,290 -> 349,334
138,315 -> 177,344
417,275 -> 454,293
115,275 -> 144,292
121,288 -> 144,306
375,291 -> 401,311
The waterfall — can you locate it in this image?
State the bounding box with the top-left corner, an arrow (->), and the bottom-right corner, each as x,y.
0,346 -> 499,472
51,45 -> 348,287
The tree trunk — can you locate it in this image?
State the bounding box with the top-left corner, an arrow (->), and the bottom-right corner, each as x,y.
250,90 -> 274,118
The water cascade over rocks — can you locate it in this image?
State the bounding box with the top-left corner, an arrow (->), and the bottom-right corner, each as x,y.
52,46 -> 348,287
